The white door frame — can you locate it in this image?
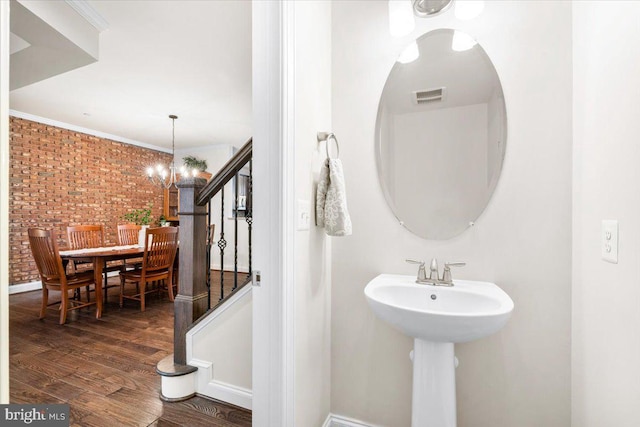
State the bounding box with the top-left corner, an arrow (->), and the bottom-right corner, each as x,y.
0,0 -> 11,404
251,1 -> 296,426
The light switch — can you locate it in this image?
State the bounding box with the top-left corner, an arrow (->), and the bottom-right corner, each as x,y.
601,220 -> 618,264
297,199 -> 310,231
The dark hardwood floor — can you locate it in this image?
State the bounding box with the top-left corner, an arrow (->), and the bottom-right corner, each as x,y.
9,275 -> 252,427
209,270 -> 250,307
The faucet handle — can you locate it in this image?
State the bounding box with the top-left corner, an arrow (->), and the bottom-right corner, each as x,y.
445,262 -> 466,267
442,262 -> 466,283
406,259 -> 427,281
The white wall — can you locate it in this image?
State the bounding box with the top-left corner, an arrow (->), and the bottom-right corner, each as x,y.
294,1 -> 332,426
190,292 -> 252,388
572,2 -> 640,426
188,289 -> 252,409
331,1 -> 572,426
392,103 -> 489,239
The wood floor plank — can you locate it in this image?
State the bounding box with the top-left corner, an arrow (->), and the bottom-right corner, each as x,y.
11,350 -> 78,380
8,336 -> 50,357
8,361 -> 60,390
40,378 -> 88,401
10,275 -> 252,426
9,378 -> 65,404
148,419 -> 182,427
69,391 -> 160,426
155,402 -> 241,427
103,371 -> 159,395
58,372 -> 123,397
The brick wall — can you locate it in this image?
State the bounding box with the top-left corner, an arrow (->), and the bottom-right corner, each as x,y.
9,116 -> 172,285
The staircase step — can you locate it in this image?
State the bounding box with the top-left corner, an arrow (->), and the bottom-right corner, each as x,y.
156,354 -> 198,377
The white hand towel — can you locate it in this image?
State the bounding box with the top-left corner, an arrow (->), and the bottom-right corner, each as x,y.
316,158 -> 352,236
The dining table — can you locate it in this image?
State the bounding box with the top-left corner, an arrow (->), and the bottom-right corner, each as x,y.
59,244 -> 145,317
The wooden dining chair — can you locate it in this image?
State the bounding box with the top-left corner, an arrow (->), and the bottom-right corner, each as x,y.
28,228 -> 98,324
67,224 -> 105,250
117,224 -> 141,245
119,227 -> 178,312
118,224 -> 143,271
67,224 -> 120,303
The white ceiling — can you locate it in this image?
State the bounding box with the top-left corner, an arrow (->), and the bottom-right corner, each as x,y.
383,30 -> 499,114
9,0 -> 252,150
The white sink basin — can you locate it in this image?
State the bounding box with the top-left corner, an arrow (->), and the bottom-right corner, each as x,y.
365,273 -> 513,426
365,274 -> 514,343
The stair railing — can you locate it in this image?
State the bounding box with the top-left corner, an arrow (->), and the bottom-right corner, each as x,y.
172,138 -> 252,365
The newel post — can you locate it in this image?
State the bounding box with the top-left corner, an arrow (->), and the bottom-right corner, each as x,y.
174,176 -> 208,365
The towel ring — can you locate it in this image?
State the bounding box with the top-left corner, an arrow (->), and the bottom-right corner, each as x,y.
317,132 -> 340,159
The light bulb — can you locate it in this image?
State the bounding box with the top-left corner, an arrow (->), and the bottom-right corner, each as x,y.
451,31 -> 478,52
146,167 -> 154,177
455,1 -> 484,20
388,0 -> 415,38
397,40 -> 419,64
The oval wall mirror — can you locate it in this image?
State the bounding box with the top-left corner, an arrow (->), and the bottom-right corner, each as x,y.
376,29 -> 507,240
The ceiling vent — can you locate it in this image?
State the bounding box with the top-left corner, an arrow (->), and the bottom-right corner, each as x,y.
413,87 -> 446,105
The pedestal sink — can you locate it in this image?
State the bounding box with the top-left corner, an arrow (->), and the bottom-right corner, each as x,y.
364,274 -> 514,427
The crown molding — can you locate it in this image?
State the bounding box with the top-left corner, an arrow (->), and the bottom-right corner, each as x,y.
65,0 -> 109,32
9,110 -> 172,154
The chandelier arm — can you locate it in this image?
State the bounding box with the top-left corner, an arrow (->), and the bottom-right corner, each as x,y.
146,114 -> 179,189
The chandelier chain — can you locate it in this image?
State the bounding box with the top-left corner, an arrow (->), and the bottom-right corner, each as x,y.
146,114 -> 179,189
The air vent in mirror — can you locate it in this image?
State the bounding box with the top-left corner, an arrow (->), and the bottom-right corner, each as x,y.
413,87 -> 446,104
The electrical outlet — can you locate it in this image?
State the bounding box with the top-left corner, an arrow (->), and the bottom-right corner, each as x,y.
297,199 -> 310,231
602,220 -> 618,264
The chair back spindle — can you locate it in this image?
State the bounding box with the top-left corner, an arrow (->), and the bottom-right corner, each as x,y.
118,224 -> 141,246
67,225 -> 105,249
29,228 -> 65,282
143,227 -> 178,272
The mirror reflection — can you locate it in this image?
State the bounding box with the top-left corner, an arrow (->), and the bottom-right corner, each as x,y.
376,29 -> 507,239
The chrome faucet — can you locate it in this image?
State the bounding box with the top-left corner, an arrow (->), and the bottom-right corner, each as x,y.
441,261 -> 466,285
406,258 -> 466,286
405,259 -> 427,282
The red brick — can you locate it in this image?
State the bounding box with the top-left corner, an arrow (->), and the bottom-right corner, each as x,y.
9,116 -> 171,285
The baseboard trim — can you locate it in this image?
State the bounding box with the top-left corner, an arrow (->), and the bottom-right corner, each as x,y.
323,414 -> 380,427
10,271 -> 121,295
8,281 -> 40,294
189,358 -> 252,410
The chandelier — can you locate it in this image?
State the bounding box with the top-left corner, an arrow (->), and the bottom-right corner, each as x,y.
146,114 -> 198,189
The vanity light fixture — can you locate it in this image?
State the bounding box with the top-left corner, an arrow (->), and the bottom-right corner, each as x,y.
454,0 -> 484,20
451,30 -> 477,52
397,40 -> 420,64
412,0 -> 453,18
389,0 -> 415,37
